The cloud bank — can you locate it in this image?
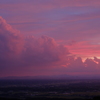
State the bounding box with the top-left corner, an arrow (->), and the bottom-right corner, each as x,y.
0,16 -> 70,76
0,16 -> 100,77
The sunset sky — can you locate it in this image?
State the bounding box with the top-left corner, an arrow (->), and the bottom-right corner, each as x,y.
0,0 -> 100,77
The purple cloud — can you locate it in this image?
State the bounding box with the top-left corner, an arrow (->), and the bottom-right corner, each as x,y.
0,16 -> 70,76
0,16 -> 100,77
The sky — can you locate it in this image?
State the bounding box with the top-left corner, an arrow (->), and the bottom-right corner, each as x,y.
0,0 -> 100,77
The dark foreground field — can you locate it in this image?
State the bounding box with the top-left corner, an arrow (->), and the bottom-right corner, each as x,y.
0,79 -> 100,100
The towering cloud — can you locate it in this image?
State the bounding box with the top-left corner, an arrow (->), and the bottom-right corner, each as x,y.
0,16 -> 24,58
0,16 -> 70,76
0,16 -> 100,77
22,35 -> 70,66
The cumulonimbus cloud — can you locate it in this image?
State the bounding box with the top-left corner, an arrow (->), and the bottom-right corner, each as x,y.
0,16 -> 100,77
0,16 -> 24,58
0,16 -> 70,76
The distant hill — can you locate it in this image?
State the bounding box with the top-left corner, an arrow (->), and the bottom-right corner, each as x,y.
0,74 -> 100,80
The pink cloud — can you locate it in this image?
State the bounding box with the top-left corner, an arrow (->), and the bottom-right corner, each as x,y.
66,41 -> 100,59
1,0 -> 99,44
0,16 -> 70,76
22,35 -> 70,67
0,16 -> 24,58
0,16 -> 100,77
